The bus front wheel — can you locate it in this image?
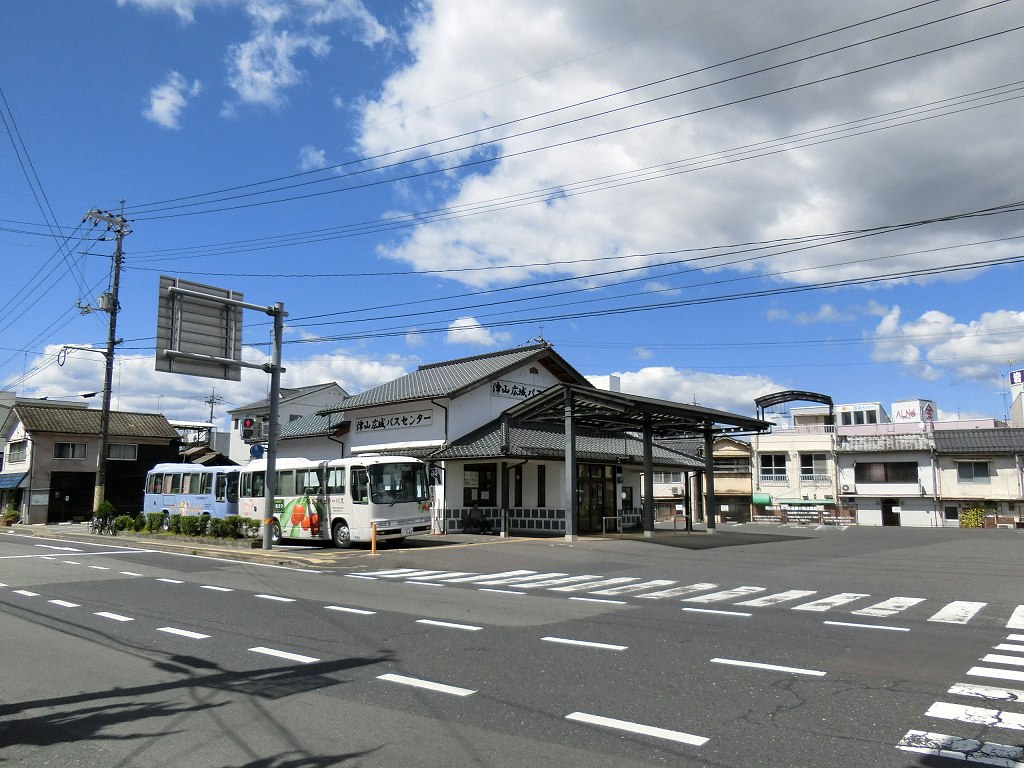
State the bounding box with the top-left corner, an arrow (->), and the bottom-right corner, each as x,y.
269,521 -> 282,545
332,520 -> 353,549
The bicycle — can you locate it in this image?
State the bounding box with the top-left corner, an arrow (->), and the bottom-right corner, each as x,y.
88,514 -> 116,536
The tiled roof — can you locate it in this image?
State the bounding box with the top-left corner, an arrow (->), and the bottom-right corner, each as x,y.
230,382 -> 345,413
323,343 -> 588,413
933,428 -> 1024,454
14,405 -> 179,439
430,419 -> 704,468
279,411 -> 348,440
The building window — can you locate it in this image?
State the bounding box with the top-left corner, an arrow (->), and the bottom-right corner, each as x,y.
537,464 -> 546,507
7,440 -> 27,463
463,463 -> 497,507
653,471 -> 683,484
53,442 -> 87,459
107,443 -> 138,461
854,462 -> 918,483
957,461 -> 991,484
944,506 -> 959,521
800,453 -> 828,480
513,465 -> 523,507
714,457 -> 749,475
760,454 -> 787,481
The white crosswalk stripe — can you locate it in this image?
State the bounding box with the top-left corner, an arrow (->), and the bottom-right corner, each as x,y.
928,601 -> 987,624
588,580 -> 676,596
925,701 -> 1024,732
635,583 -> 718,600
735,590 -> 817,607
549,577 -> 641,593
442,570 -> 537,583
1008,605 -> 1024,630
852,596 -> 926,618
476,572 -> 567,586
792,593 -> 869,612
897,730 -> 1024,764
517,575 -> 602,589
682,586 -> 766,603
948,682 -> 1024,704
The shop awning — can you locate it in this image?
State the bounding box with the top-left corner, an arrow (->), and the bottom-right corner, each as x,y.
752,492 -> 772,505
0,473 -> 27,490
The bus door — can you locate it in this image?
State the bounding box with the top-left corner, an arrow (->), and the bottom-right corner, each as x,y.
298,464 -> 327,538
324,463 -> 347,531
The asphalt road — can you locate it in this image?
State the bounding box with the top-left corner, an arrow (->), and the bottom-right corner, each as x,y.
1,524 -> 1023,767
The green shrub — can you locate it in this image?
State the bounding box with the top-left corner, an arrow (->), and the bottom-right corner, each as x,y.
959,507 -> 985,528
131,513 -> 146,532
145,512 -> 165,533
114,515 -> 134,532
241,517 -> 260,538
168,514 -> 182,535
179,515 -> 208,537
95,500 -> 117,518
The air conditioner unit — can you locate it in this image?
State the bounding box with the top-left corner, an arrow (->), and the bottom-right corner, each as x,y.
670,486 -> 681,496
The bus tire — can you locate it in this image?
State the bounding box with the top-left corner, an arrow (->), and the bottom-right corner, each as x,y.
270,521 -> 282,545
331,520 -> 353,549
161,512 -> 170,531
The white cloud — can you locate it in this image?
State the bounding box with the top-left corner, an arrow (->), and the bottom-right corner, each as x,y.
794,303 -> 855,325
143,71 -> 203,129
298,145 -> 328,170
589,366 -> 785,415
445,317 -> 512,347
117,0 -> 213,25
225,29 -> 330,108
301,0 -> 391,46
633,346 -> 653,360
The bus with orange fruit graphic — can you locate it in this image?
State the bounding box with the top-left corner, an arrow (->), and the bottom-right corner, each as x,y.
238,456 -> 432,547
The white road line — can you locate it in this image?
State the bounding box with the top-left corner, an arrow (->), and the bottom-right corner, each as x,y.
49,599 -> 79,608
682,607 -> 752,617
95,612 -> 134,622
325,605 -> 376,615
896,729 -> 1024,766
39,556 -> 56,560
34,545 -> 81,551
711,658 -> 826,677
635,582 -> 718,600
0,582 -> 6,587
682,586 -> 766,604
200,585 -> 233,592
377,673 -> 475,697
824,620 -> 910,632
478,588 -> 526,595
570,597 -> 627,605
542,637 -> 627,651
590,579 -> 677,596
61,561 -> 81,564
929,601 -> 987,624
1009,634 -> 1024,642
155,578 -> 183,584
249,646 -> 319,664
344,574 -> 379,580
968,666 -> 1024,684
549,577 -> 641,593
735,590 -> 817,607
375,570 -> 447,580
982,654 -> 1024,668
359,568 -> 418,577
87,566 -> 109,570
444,570 -> 537,583
157,627 -> 211,640
1008,606 -> 1024,630
516,575 -> 601,589
950,683 -> 1024,703
416,619 -> 482,631
12,589 -> 39,597
475,572 -> 568,586
565,712 -> 708,746
119,571 -> 143,577
406,581 -> 445,587
255,594 -> 296,602
401,572 -> 475,582
996,644 -> 1024,653
926,701 -> 1024,731
792,593 -> 869,612
852,596 -> 926,618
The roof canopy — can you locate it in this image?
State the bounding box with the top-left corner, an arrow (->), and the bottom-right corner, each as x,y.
504,383 -> 770,438
754,390 -> 834,419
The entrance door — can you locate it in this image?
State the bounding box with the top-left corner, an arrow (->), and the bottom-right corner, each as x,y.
881,498 -> 901,526
578,464 -> 615,534
49,471 -> 95,523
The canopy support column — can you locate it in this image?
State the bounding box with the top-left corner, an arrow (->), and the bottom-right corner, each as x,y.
704,423 -> 716,533
642,417 -> 655,537
563,387 -> 578,541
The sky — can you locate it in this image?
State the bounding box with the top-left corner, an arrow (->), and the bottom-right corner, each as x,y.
2,0 -> 1023,430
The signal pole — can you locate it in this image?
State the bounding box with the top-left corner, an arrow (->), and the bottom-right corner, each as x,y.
84,205 -> 130,513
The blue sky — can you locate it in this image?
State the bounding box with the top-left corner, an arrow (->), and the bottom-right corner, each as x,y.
2,0 -> 1023,428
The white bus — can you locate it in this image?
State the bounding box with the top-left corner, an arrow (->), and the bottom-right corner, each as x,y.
143,463 -> 240,524
237,456 -> 432,548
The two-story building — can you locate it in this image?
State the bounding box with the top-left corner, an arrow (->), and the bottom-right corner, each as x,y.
932,428 -> 1024,527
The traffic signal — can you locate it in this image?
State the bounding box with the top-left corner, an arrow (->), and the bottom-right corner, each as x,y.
241,416 -> 256,440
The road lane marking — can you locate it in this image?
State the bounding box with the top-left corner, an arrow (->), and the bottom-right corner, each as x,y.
711,658 -> 826,676
590,579 -> 677,596
949,683 -> 1024,703
416,619 -> 482,631
896,729 -> 1024,765
968,666 -> 1024,684
401,572 -> 475,581
929,601 -> 987,624
200,585 -> 233,592
926,701 -> 1024,731
61,561 -> 82,564
407,581 -> 446,587
95,612 -> 134,622
478,588 -> 525,595
35,545 -> 82,551
345,574 -> 379,580
824,620 -> 910,632
249,646 -> 319,664
155,578 -> 183,584
325,605 -> 376,615
12,589 -> 39,597
570,597 -> 626,605
88,566 -> 109,570
682,607 -> 752,617
982,654 -> 1024,668
477,572 -> 571,586
852,596 -> 926,617
549,577 -> 640,593
255,594 -> 296,602
158,627 -> 210,640
375,570 -> 447,580
516,575 -> 602,589
1008,606 -> 1024,630
1008,634 -> 1024,642
542,637 -> 627,651
634,582 -> 719,600
735,590 -> 817,607
49,599 -> 79,608
565,712 -> 708,746
792,593 -> 869,612
119,571 -> 143,576
996,644 -> 1024,653
444,570 -> 536,583
682,586 -> 766,603
39,556 -> 56,560
377,673 -> 475,697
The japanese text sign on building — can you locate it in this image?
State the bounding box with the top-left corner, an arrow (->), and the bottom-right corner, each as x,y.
491,379 -> 543,400
355,410 -> 433,433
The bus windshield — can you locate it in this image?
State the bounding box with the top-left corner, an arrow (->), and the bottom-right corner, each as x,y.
369,462 -> 430,505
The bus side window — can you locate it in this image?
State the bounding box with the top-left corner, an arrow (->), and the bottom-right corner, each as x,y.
240,473 -> 251,498
327,467 -> 345,495
226,474 -> 239,503
215,474 -> 227,502
300,468 -> 320,495
170,473 -> 182,494
252,471 -> 265,498
351,468 -> 368,504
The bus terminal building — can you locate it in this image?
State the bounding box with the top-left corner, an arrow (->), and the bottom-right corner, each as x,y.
274,343 -> 769,538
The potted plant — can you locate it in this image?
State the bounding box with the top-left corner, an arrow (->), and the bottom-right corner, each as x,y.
2,505 -> 19,526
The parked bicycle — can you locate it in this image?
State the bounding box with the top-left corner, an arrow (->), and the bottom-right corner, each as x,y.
88,514 -> 116,536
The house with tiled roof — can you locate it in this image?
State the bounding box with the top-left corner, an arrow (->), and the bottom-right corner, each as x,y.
0,404 -> 180,523
226,382 -> 347,464
932,428 -> 1024,527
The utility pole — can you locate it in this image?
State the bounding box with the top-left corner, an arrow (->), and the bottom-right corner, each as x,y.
84,204 -> 129,513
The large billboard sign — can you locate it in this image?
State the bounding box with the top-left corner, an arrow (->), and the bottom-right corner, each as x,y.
155,276 -> 244,381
